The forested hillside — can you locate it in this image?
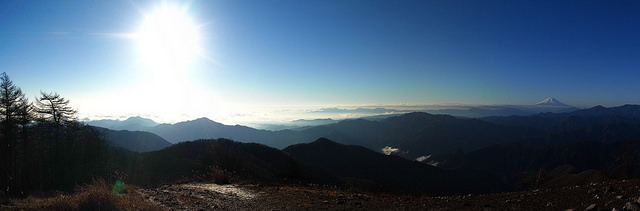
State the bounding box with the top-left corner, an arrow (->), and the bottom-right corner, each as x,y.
0,73 -> 120,197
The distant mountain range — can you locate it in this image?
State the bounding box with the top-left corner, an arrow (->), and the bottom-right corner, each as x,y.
147,117 -> 303,147
88,97 -> 576,131
89,113 -> 540,157
247,119 -> 342,131
88,116 -> 159,131
424,97 -> 577,118
87,117 -> 306,148
482,104 -> 640,132
88,103 -> 640,191
298,98 -> 578,121
296,112 -> 542,158
86,103 -> 640,160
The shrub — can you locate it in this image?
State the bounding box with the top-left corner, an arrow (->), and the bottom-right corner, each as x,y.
2,179 -> 161,211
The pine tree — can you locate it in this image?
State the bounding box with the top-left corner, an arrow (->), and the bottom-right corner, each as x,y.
16,96 -> 34,191
33,91 -> 76,126
0,72 -> 28,195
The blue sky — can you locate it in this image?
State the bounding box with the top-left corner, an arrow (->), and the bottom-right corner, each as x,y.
1,0 -> 639,123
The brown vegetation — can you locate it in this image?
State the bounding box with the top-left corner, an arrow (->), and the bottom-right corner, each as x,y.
1,179 -> 162,211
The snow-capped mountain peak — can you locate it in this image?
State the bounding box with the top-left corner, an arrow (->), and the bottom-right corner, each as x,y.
535,97 -> 569,107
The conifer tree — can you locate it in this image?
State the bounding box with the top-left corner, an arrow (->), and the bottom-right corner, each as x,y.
0,72 -> 28,195
34,91 -> 76,126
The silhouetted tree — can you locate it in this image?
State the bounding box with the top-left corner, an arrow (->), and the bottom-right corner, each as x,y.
0,72 -> 28,195
16,97 -> 33,131
34,91 -> 76,126
16,96 -> 34,191
30,91 -> 112,192
32,92 -> 75,190
0,73 -> 117,197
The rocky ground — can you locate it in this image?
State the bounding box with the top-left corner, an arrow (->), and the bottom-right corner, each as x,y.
136,179 -> 640,210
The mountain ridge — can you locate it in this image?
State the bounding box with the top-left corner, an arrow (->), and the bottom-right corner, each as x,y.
86,116 -> 159,131
91,126 -> 172,152
86,103 -> 640,159
284,138 -> 506,194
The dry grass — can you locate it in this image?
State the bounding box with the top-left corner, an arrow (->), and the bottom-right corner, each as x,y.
1,179 -> 163,211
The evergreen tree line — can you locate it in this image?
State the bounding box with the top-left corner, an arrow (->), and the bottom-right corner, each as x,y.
0,72 -> 113,197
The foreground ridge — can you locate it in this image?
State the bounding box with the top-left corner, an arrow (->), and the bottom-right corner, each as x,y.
5,179 -> 640,210
128,179 -> 640,210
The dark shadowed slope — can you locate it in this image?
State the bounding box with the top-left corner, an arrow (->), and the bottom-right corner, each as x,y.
92,127 -> 172,152
299,112 -> 540,158
284,138 -> 506,195
127,138 -> 334,187
297,118 -> 387,148
378,112 -> 540,158
127,112 -> 540,158
516,122 -> 640,146
433,138 -> 640,189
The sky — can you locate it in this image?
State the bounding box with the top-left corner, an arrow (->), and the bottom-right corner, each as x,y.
1,0 -> 639,124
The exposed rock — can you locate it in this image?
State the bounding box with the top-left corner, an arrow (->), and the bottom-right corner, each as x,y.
354,201 -> 363,208
624,202 -> 640,211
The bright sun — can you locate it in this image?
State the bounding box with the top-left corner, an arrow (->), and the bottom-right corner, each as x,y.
136,4 -> 201,78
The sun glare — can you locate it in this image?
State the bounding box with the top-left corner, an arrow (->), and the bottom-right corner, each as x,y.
136,4 -> 201,79
130,3 -> 209,116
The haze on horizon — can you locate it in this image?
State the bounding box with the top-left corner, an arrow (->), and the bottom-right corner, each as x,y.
1,0 -> 639,125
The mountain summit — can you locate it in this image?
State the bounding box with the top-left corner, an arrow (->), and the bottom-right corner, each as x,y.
535,97 -> 570,107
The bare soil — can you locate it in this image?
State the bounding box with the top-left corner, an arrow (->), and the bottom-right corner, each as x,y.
136,179 -> 640,210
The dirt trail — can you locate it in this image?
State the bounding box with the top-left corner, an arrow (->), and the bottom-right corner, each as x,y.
136,183 -> 259,210
180,183 -> 256,200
